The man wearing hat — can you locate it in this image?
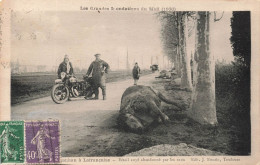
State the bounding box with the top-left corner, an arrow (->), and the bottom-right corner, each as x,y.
86,54 -> 110,100
132,62 -> 141,85
57,55 -> 74,78
57,55 -> 74,101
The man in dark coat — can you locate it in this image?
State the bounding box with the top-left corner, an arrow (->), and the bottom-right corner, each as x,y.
86,54 -> 110,100
57,55 -> 74,78
132,62 -> 141,85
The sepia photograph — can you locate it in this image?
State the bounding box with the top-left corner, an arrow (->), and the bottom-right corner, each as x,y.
0,0 -> 259,164
9,9 -> 251,158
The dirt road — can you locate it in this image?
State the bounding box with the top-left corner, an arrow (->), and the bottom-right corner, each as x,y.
11,73 -> 241,156
11,73 -> 158,156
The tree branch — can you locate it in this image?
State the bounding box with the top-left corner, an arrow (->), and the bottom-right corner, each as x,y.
214,11 -> 224,22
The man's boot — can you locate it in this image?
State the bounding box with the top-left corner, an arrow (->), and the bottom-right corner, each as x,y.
94,95 -> 99,100
94,88 -> 99,100
101,86 -> 106,100
103,95 -> 106,100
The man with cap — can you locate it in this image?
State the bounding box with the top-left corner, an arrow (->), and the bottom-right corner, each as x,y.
57,55 -> 74,78
86,54 -> 110,100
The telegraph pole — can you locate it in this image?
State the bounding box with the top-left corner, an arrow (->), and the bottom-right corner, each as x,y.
118,55 -> 120,70
126,47 -> 130,71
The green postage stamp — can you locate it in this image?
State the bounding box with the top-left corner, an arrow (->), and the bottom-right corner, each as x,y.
0,121 -> 24,163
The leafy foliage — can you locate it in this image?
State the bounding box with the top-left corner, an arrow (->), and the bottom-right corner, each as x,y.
216,11 -> 251,154
157,12 -> 179,63
229,11 -> 251,114
215,62 -> 250,155
230,11 -> 251,69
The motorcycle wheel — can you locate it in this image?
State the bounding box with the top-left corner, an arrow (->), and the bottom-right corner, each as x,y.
51,84 -> 69,104
71,85 -> 80,98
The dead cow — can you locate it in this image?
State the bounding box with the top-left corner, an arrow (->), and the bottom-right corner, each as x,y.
117,85 -> 185,133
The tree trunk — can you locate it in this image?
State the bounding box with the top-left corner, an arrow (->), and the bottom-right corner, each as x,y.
180,14 -> 192,89
175,45 -> 180,75
188,12 -> 218,125
175,12 -> 182,77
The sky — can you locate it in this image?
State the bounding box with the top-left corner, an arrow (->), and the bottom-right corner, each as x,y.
11,11 -> 233,70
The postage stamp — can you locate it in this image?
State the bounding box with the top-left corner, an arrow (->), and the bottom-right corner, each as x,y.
25,120 -> 60,164
0,121 -> 24,163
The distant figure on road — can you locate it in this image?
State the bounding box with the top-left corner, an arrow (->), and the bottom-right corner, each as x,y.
132,62 -> 141,85
86,54 -> 110,100
57,55 -> 74,78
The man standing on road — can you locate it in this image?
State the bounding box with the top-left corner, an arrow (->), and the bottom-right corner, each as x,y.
86,54 -> 110,100
132,62 -> 141,85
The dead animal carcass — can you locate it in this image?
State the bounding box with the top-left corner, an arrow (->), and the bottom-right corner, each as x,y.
117,85 -> 184,133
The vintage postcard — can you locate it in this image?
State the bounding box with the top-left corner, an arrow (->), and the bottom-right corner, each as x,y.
0,0 -> 260,164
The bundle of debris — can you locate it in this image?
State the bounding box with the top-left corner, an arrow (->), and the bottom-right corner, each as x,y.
156,70 -> 177,79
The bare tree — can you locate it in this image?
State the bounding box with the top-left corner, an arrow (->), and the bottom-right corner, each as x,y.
189,12 -> 218,125
179,13 -> 192,89
158,12 -> 179,72
158,11 -> 195,83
